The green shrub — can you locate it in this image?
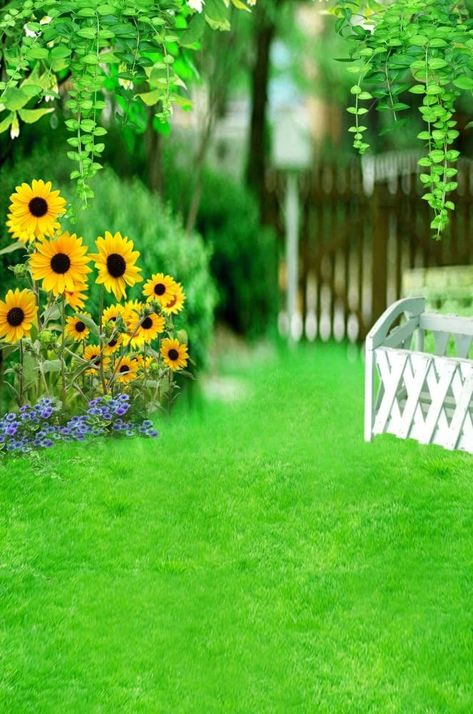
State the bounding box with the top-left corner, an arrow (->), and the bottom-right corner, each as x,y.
0,149 -> 216,371
165,167 -> 279,338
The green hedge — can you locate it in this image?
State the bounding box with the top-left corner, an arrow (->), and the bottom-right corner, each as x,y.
164,166 -> 279,339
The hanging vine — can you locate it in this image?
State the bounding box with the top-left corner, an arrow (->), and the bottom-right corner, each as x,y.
335,0 -> 473,237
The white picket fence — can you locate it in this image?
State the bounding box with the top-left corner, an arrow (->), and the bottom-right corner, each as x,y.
365,297 -> 473,453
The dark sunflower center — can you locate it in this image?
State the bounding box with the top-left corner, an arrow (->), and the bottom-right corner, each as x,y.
6,307 -> 25,327
154,282 -> 166,296
108,338 -> 118,348
141,316 -> 153,330
107,254 -> 126,278
29,196 -> 48,218
119,364 -> 130,373
168,348 -> 179,361
75,321 -> 86,333
51,252 -> 71,274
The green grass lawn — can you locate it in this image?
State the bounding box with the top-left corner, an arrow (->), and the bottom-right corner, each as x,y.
1,343 -> 472,713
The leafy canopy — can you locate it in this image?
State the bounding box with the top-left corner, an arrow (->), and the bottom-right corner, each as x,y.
0,0 -> 251,201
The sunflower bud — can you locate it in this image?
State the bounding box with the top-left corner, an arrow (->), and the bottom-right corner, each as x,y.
39,330 -> 56,348
11,263 -> 29,279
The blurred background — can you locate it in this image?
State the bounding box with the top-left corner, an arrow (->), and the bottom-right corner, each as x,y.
1,1 -> 472,374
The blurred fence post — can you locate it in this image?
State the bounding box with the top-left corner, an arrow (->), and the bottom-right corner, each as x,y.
371,187 -> 388,323
272,107 -> 312,343
285,172 -> 299,344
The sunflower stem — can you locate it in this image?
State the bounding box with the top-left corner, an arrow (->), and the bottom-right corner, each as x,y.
143,346 -> 148,386
107,317 -> 144,390
18,339 -> 24,407
167,369 -> 173,415
60,298 -> 66,406
98,286 -> 107,395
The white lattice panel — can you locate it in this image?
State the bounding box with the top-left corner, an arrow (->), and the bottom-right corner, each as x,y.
365,298 -> 473,454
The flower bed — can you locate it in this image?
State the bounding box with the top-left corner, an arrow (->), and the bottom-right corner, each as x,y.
0,179 -> 191,456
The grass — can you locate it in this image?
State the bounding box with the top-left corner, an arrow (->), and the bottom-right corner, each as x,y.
1,343 -> 473,713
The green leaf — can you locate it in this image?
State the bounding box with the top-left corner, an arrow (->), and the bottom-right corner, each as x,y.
453,76 -> 473,91
0,112 -> 14,133
26,46 -> 49,60
2,88 -> 31,111
428,58 -> 448,70
97,4 -> 115,14
77,27 -> 97,39
50,45 -> 72,59
409,35 -> 428,46
429,149 -> 445,163
42,359 -> 62,374
83,54 -> 99,65
77,8 -> 96,17
204,0 -> 230,31
78,315 -> 100,337
18,107 -> 54,124
0,241 -> 24,256
137,89 -> 161,106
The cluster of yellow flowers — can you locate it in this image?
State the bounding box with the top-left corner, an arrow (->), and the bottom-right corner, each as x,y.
0,180 -> 189,396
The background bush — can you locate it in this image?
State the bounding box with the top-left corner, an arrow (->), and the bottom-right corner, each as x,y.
164,166 -> 279,338
0,146 -> 216,371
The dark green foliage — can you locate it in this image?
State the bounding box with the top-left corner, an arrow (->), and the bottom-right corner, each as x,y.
166,169 -> 279,338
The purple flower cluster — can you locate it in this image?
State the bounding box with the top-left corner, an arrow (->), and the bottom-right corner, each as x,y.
0,394 -> 158,457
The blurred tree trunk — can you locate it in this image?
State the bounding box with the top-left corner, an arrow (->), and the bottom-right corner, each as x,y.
185,23 -> 237,234
146,110 -> 164,196
246,6 -> 276,223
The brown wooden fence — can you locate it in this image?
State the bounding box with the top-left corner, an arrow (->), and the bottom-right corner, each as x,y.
289,154 -> 473,343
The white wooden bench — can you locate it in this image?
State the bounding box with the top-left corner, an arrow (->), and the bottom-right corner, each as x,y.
365,297 -> 473,453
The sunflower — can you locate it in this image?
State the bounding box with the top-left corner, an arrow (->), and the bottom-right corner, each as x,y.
65,283 -> 88,310
7,180 -> 67,243
132,353 -> 154,370
127,311 -> 165,346
114,355 -> 138,384
162,282 -> 186,316
103,332 -> 124,355
83,345 -> 110,376
0,289 -> 37,343
160,337 -> 189,371
30,232 -> 91,295
91,231 -> 142,300
65,313 -> 90,342
102,303 -> 125,324
122,300 -> 144,322
143,273 -> 177,306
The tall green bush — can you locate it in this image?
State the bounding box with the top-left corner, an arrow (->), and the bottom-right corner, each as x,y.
165,167 -> 279,338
